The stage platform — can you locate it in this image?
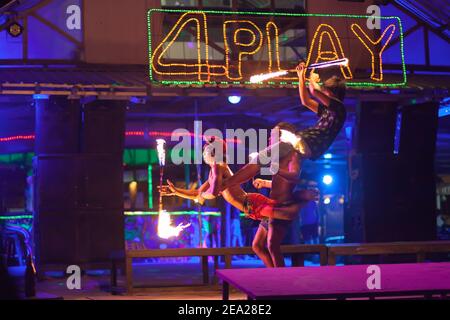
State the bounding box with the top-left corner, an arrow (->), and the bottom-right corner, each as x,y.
217,262 -> 450,300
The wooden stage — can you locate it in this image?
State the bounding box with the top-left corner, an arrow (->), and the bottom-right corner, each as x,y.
217,262 -> 450,300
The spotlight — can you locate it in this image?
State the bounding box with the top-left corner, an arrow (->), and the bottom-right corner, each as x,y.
228,96 -> 241,104
7,21 -> 23,37
323,197 -> 331,205
324,153 -> 332,159
322,175 -> 333,185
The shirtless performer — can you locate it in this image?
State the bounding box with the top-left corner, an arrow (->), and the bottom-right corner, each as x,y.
160,135 -> 317,222
219,122 -> 306,267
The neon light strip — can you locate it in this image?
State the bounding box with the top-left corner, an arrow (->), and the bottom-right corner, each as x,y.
0,212 -> 247,219
147,164 -> 153,209
0,135 -> 35,142
0,215 -> 33,220
124,211 -> 223,217
147,9 -> 407,87
0,132 -> 242,144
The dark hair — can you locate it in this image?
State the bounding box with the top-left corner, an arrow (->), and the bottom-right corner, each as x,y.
323,75 -> 346,101
275,121 -> 297,134
204,136 -> 227,161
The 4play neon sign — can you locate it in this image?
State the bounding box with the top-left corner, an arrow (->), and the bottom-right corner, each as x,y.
148,9 -> 406,87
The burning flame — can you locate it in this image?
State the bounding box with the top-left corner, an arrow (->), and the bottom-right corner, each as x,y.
156,139 -> 166,166
250,70 -> 288,83
249,58 -> 349,83
157,210 -> 191,239
280,129 -> 301,146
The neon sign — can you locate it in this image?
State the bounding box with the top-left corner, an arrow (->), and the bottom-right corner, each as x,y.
148,9 -> 406,87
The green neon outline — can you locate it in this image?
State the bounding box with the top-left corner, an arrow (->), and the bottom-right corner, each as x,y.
0,215 -> 33,220
147,9 -> 407,88
0,212 -> 232,219
124,211 -> 223,217
147,164 -> 153,209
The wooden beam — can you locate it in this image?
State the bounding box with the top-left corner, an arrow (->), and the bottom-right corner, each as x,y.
391,1 -> 450,43
30,12 -> 82,47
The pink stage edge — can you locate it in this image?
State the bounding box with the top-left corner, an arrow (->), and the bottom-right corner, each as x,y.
216,262 -> 450,299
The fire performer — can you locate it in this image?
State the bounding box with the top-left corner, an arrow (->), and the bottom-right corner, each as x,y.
161,133 -> 317,267
160,136 -> 317,222
284,62 -> 348,160
217,64 -> 347,267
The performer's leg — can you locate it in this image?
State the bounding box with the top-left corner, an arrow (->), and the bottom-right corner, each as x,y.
252,223 -> 274,268
267,220 -> 290,267
260,202 -> 306,220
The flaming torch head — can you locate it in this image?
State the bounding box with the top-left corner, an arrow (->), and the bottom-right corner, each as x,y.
157,210 -> 191,239
156,139 -> 166,166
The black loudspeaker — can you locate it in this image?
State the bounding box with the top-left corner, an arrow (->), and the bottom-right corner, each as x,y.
35,154 -> 123,210
399,101 -> 439,157
355,101 -> 398,154
35,97 -> 81,154
82,100 -> 125,154
34,98 -> 126,268
346,153 -> 436,242
34,154 -> 124,265
35,210 -> 123,264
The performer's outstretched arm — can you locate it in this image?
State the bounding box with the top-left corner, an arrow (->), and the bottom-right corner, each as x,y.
200,164 -> 223,198
222,163 -> 260,189
162,179 -> 209,202
297,62 -> 319,113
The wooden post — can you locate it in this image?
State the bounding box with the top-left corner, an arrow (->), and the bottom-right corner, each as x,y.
291,254 -> 304,267
320,248 -> 328,266
111,258 -> 117,293
225,255 -> 232,269
213,256 -> 219,284
202,256 -> 209,284
222,281 -> 229,300
125,256 -> 133,294
328,252 -> 336,266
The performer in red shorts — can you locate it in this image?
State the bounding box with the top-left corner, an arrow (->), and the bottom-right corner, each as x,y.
161,136 -> 317,221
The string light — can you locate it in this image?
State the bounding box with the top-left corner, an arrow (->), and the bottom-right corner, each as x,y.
146,9 -> 407,87
0,135 -> 35,142
266,21 -> 296,81
234,28 -> 256,46
0,132 -> 242,144
305,24 -> 353,80
351,23 -> 396,81
223,20 -> 263,81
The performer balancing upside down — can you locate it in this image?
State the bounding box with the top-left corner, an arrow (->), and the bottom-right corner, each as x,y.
218,63 -> 348,267
284,62 -> 347,160
160,136 -> 318,222
161,128 -> 315,268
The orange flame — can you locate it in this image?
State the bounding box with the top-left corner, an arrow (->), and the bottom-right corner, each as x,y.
157,210 -> 191,239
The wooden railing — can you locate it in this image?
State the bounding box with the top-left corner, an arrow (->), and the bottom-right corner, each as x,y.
327,241 -> 450,265
111,244 -> 327,294
111,241 -> 450,294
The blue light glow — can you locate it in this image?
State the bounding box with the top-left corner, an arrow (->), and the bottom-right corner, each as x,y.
324,153 -> 332,159
439,106 -> 450,118
393,110 -> 402,154
322,175 -> 333,185
228,96 -> 242,104
32,94 -> 49,100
